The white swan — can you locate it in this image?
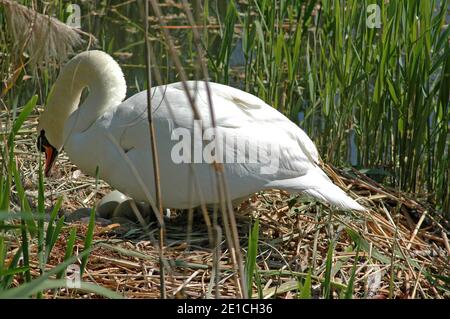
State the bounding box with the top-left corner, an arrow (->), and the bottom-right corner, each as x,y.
37,50 -> 365,212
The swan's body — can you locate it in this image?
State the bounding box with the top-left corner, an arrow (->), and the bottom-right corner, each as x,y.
38,50 -> 365,211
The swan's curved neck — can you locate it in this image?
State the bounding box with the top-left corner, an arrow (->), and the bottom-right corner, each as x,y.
39,51 -> 126,150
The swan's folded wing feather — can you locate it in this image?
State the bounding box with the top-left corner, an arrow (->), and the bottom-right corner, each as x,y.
179,81 -> 321,165
108,81 -> 320,169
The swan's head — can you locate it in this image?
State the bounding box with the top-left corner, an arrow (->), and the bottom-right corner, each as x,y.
36,82 -> 65,176
36,50 -> 127,176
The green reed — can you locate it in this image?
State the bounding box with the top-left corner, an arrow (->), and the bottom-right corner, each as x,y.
214,0 -> 449,214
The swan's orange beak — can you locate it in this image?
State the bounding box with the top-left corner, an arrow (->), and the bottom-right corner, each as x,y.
43,144 -> 58,177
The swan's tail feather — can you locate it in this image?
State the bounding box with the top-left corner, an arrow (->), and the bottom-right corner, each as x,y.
302,184 -> 366,211
266,169 -> 366,211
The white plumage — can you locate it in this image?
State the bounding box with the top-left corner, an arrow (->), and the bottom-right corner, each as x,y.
38,50 -> 365,212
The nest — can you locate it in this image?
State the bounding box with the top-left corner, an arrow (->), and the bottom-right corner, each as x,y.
2,110 -> 449,299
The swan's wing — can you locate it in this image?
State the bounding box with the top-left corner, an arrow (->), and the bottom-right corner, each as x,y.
185,81 -> 318,162
107,81 -> 320,177
166,82 -> 318,158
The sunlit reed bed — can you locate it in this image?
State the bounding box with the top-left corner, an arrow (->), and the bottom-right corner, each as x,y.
0,0 -> 448,299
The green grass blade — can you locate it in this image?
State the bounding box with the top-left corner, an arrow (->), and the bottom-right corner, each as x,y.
323,241 -> 334,299
80,207 -> 96,276
245,218 -> 259,298
45,215 -> 66,264
57,227 -> 77,279
11,161 -> 36,237
20,219 -> 31,283
0,243 -> 24,290
344,244 -> 360,299
45,197 -> 63,252
0,279 -> 123,299
298,270 -> 312,299
37,158 -> 45,277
